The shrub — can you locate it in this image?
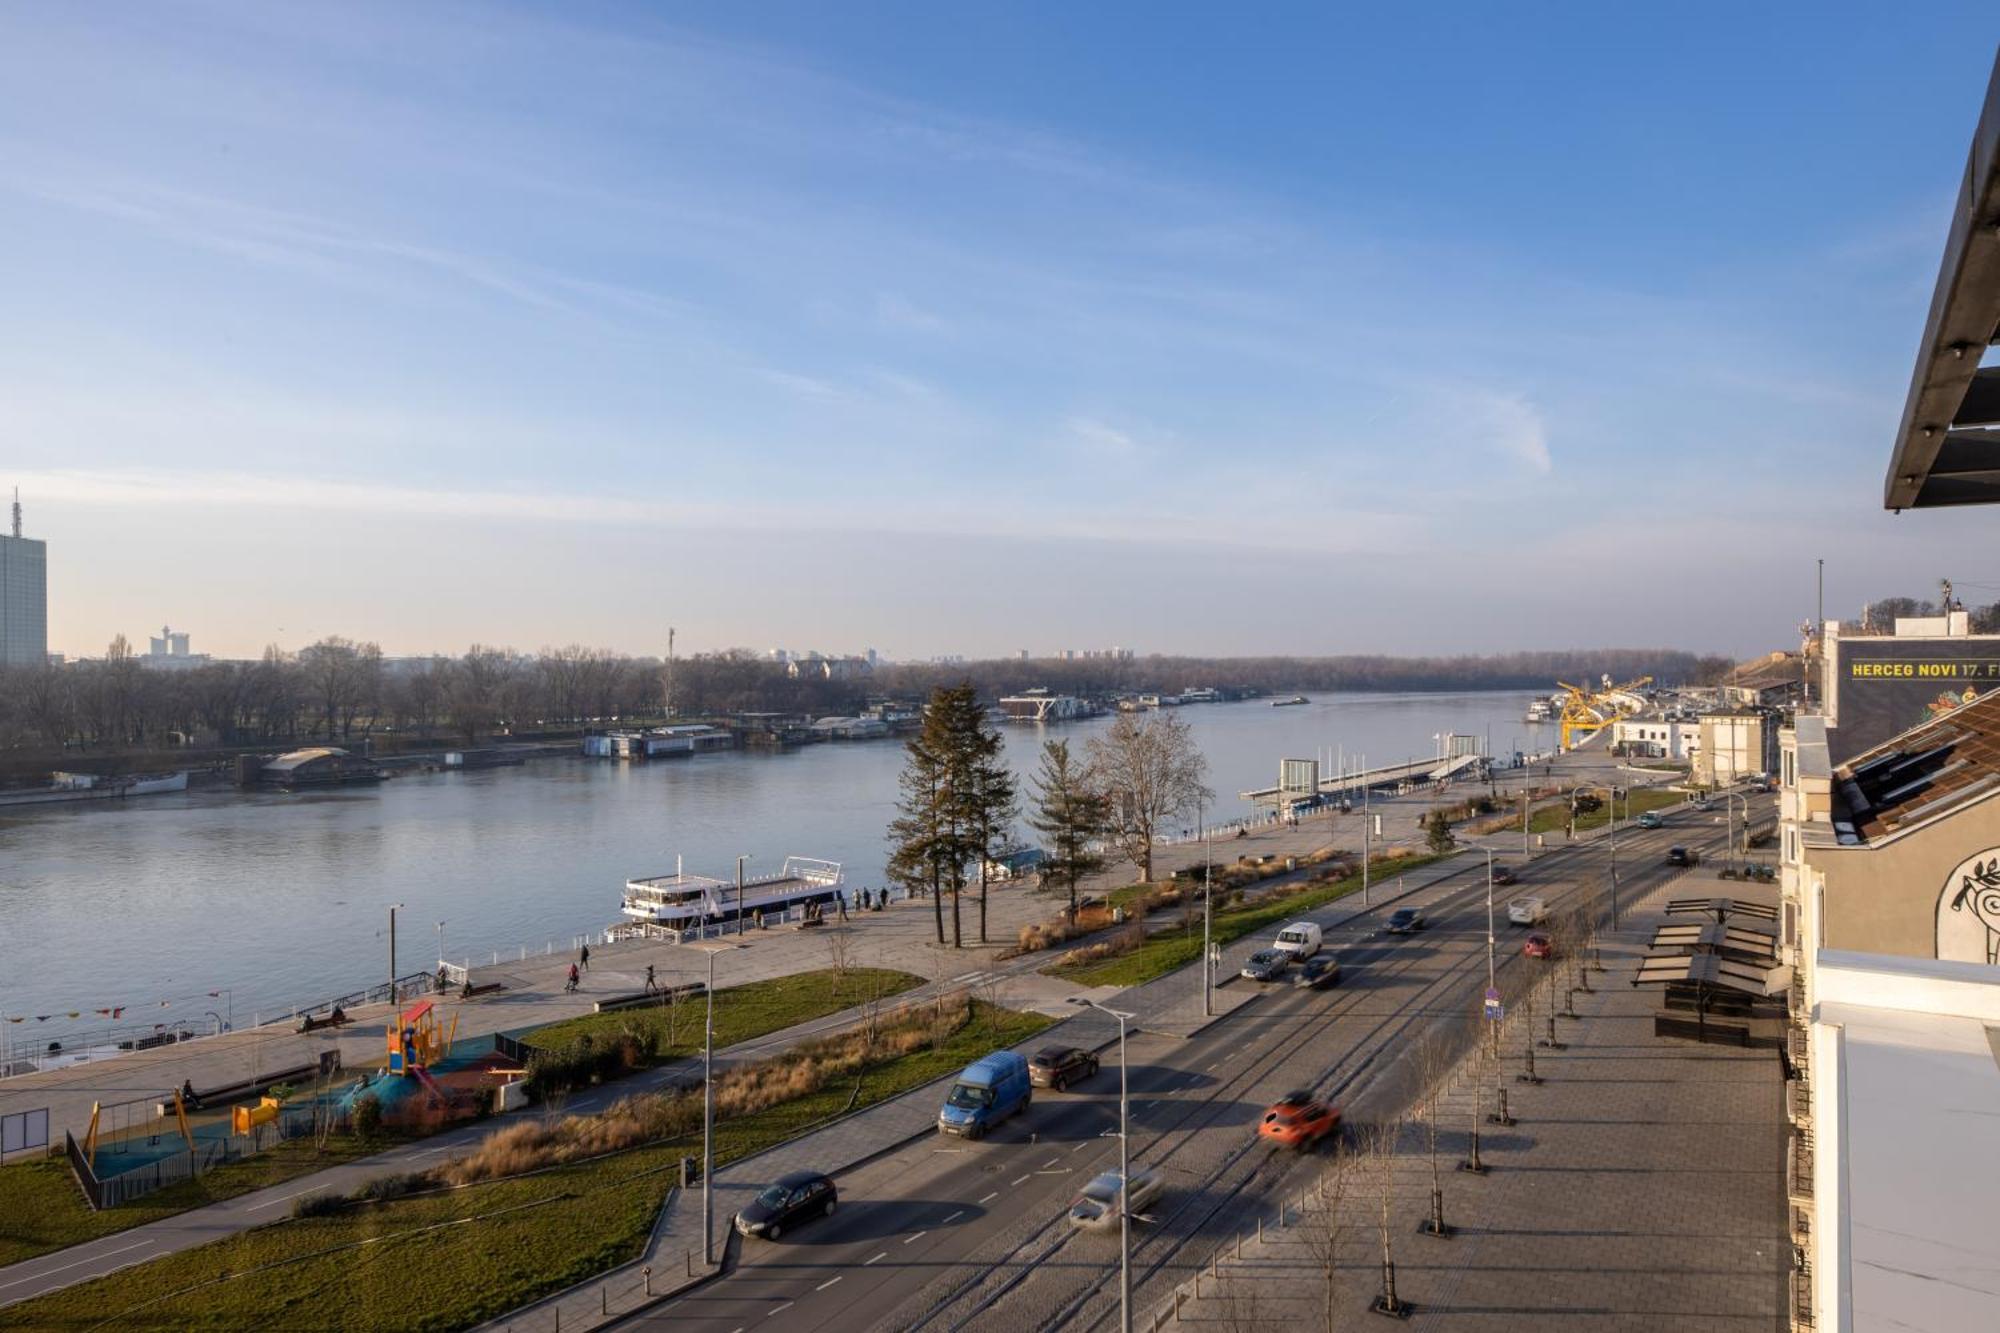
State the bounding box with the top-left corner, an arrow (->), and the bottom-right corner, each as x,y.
350,1170 -> 429,1203
351,1092 -> 382,1140
291,1191 -> 349,1219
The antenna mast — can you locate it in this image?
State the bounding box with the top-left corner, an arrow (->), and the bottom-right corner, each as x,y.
10,487 -> 18,539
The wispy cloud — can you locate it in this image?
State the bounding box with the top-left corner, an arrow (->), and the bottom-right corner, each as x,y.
1065,416 -> 1144,458
874,292 -> 949,333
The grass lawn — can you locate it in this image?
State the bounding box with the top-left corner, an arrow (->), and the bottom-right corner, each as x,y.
0,1133 -> 389,1268
523,966 -> 923,1056
1045,852 -> 1453,987
0,968 -> 921,1273
1525,785 -> 1687,836
5,1001 -> 1051,1332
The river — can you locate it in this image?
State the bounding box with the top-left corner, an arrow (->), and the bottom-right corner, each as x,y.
0,691 -> 1551,1030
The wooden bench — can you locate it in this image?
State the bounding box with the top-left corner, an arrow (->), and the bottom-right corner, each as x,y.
156,1055 -> 337,1117
592,982 -> 705,1015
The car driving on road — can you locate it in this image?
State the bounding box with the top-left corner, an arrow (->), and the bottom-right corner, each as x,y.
1385,907 -> 1427,934
1636,811 -> 1665,829
1491,865 -> 1519,886
1240,949 -> 1290,981
1523,932 -> 1554,959
735,1170 -> 837,1241
1069,1168 -> 1165,1232
1291,955 -> 1342,989
1258,1091 -> 1341,1151
1028,1046 -> 1100,1091
1667,846 -> 1699,867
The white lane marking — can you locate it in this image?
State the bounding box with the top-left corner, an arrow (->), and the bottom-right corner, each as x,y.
941,1210 -> 964,1224
1206,1060 -> 1219,1070
0,1238 -> 154,1289
903,1230 -> 927,1244
1011,1174 -> 1031,1185
817,1276 -> 843,1291
977,1191 -> 998,1204
864,1252 -> 888,1266
1042,1156 -> 1061,1168
767,1302 -> 794,1317
1070,1142 -> 1091,1155
246,1186 -> 327,1212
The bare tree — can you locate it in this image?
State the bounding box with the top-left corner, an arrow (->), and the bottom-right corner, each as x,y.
1297,1141 -> 1353,1332
1086,711 -> 1213,883
1413,1032 -> 1454,1238
824,926 -> 854,996
1366,1118 -> 1412,1317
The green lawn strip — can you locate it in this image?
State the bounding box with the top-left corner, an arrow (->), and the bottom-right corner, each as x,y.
1044,853 -> 1453,987
522,966 -> 923,1057
1525,785 -> 1687,836
3,1003 -> 1053,1333
0,968 -> 920,1273
0,1133 -> 392,1268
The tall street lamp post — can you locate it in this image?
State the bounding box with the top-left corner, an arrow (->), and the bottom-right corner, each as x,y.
736,854 -> 751,936
1069,998 -> 1136,1333
693,941 -> 745,1264
388,903 -> 404,1004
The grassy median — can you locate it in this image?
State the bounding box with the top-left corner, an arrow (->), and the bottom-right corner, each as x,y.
1525,785 -> 1687,836
1045,852 -> 1453,987
523,966 -> 923,1054
3,999 -> 1052,1332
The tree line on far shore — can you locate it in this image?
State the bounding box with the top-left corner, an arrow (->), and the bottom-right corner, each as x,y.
0,638 -> 1732,759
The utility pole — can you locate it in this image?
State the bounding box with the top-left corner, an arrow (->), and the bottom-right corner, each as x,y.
1202,831 -> 1213,1017
736,855 -> 749,936
1362,765 -> 1373,908
388,903 -> 401,1002
1070,999 -> 1135,1333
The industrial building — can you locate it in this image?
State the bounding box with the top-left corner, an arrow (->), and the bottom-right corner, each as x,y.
0,490 -> 48,667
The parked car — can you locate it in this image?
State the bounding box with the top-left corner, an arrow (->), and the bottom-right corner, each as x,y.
1385,907 -> 1427,934
1491,865 -> 1519,887
938,1051 -> 1033,1138
1666,846 -> 1699,867
1292,955 -> 1343,989
1636,811 -> 1665,830
1273,921 -> 1323,959
1506,895 -> 1547,926
1240,949 -> 1291,982
735,1170 -> 837,1240
1069,1168 -> 1166,1231
1258,1091 -> 1341,1151
1523,932 -> 1554,959
1028,1046 -> 1100,1091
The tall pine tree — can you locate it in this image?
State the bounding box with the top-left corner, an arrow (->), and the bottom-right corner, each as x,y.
1029,739 -> 1111,925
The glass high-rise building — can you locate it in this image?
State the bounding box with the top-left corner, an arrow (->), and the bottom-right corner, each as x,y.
1,495 -> 48,666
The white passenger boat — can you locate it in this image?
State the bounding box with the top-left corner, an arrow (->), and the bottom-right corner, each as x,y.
621,857 -> 846,928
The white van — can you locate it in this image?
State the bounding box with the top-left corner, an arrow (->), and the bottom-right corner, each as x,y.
1273,921 -> 1322,959
1507,896 -> 1547,926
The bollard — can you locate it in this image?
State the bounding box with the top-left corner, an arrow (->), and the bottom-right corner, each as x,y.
1235,1230 -> 1242,1259
1258,1214 -> 1264,1243
1176,1287 -> 1185,1322
602,1288 -> 608,1315
644,1265 -> 652,1296
686,1250 -> 694,1277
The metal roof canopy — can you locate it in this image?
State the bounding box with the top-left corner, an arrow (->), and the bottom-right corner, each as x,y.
1649,922 -> 1779,960
1631,952 -> 1790,996
1664,897 -> 1778,925
1884,50 -> 2000,510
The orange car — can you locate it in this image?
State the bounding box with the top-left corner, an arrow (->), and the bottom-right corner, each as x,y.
1258,1091 -> 1340,1151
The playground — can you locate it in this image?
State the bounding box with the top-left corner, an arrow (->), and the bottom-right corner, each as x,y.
74,1000 -> 510,1205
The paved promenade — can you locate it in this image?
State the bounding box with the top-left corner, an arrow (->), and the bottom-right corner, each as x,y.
1160,873 -> 1787,1332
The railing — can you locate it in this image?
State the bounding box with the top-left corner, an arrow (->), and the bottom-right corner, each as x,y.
1787,1130 -> 1815,1205
64,1103 -> 322,1210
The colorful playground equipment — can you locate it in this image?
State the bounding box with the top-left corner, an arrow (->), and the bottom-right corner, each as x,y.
387,999 -> 456,1076
82,1090 -> 193,1171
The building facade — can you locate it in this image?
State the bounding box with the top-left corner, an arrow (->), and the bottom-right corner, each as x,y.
0,512 -> 48,667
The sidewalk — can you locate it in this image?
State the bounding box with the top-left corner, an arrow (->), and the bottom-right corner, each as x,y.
1152,876 -> 1788,1332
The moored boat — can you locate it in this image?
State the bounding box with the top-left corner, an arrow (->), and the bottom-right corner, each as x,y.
621,856 -> 846,929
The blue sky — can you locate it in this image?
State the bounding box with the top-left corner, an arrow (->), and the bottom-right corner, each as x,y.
3,2 -> 1996,660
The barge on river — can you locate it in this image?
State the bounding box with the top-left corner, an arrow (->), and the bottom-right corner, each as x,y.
620,856 -> 846,929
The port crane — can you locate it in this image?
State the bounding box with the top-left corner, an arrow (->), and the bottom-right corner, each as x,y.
1555,674 -> 1653,751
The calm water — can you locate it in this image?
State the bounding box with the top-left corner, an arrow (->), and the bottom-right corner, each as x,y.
0,692 -> 1549,1025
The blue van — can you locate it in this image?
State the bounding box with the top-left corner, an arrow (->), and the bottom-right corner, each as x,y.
938,1051 -> 1032,1138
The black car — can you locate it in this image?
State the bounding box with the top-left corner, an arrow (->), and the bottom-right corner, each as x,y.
1491,866 -> 1519,887
1292,956 -> 1343,989
1385,908 -> 1427,934
1666,846 -> 1699,867
735,1170 -> 837,1241
1029,1045 -> 1101,1091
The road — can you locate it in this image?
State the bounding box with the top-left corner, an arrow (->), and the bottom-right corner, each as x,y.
624,796 -> 1765,1332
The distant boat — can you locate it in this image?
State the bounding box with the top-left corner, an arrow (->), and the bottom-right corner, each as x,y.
1272,695 -> 1309,707
1525,698 -> 1554,723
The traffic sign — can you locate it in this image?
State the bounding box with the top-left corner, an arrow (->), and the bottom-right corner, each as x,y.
1484,998 -> 1504,1021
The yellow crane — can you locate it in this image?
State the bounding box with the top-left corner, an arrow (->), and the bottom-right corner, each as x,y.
1556,674 -> 1654,751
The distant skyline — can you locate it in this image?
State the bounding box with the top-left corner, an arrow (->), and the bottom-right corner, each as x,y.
4,4 -> 1998,661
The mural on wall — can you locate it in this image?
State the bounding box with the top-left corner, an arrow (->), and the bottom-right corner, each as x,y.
1939,850 -> 2000,965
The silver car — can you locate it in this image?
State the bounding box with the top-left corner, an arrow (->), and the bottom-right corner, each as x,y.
1069,1168 -> 1165,1232
1240,949 -> 1290,981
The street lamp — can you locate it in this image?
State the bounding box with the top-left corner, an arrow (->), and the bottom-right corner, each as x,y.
388,903 -> 404,1004
1573,783 -> 1623,929
1723,790 -> 1748,877
691,941 -> 746,1265
437,920 -> 447,981
1069,997 -> 1136,1333
735,855 -> 751,936
1202,830 -> 1214,1018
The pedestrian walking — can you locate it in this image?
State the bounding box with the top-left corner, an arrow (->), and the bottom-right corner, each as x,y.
579,943 -> 592,971
565,962 -> 580,994
838,893 -> 848,921
644,963 -> 658,996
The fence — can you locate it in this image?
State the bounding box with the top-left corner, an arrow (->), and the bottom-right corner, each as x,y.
64,1101 -> 323,1210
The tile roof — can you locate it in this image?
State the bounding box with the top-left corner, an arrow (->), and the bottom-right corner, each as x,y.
1833,688 -> 2000,841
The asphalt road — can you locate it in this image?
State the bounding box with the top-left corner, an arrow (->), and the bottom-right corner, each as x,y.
625,796 -> 1768,1332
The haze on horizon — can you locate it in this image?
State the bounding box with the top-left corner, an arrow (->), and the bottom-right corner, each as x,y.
3,2 -> 1996,664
